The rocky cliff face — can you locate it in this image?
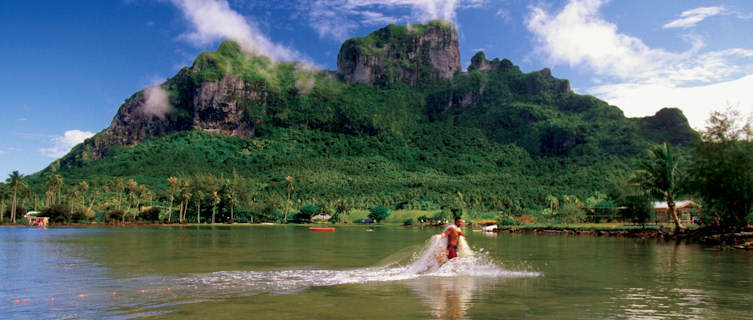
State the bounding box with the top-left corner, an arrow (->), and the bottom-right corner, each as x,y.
89,72 -> 263,160
468,51 -> 571,95
337,20 -> 460,87
192,75 -> 261,137
468,51 -> 514,72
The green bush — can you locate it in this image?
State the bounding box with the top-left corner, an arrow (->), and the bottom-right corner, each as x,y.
292,204 -> 317,223
4,206 -> 27,220
403,218 -> 414,226
106,209 -> 125,223
622,195 -> 654,225
71,210 -> 88,223
368,206 -> 390,223
558,203 -> 585,224
497,214 -> 518,226
140,207 -> 161,222
40,204 -> 72,224
594,200 -> 617,221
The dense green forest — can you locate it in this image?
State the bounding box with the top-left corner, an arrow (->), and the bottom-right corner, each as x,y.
1,23 -> 720,226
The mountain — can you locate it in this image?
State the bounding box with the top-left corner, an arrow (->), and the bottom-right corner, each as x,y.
34,21 -> 698,215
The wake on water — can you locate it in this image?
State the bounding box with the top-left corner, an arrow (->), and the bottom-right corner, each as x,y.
184,233 -> 540,294
13,232 -> 540,319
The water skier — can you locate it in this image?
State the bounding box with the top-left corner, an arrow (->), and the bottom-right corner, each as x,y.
441,217 -> 464,260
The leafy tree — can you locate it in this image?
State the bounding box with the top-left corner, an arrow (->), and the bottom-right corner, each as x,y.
140,207 -> 161,222
71,210 -> 88,223
292,204 -> 317,223
558,200 -> 585,224
331,199 -> 351,223
0,183 -> 6,223
40,204 -> 72,224
368,206 -> 390,223
622,195 -> 654,226
106,209 -> 125,224
593,200 -> 617,221
633,143 -> 685,232
689,109 -> 753,228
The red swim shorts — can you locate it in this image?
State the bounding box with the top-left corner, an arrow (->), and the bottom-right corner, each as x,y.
447,246 -> 457,259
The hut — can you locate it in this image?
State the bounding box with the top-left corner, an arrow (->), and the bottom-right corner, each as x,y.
653,200 -> 700,224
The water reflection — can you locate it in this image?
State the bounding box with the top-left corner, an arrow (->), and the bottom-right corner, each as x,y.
610,286 -> 717,319
407,276 -> 499,320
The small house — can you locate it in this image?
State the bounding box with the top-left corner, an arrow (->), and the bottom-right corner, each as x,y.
311,214 -> 331,221
653,200 -> 700,223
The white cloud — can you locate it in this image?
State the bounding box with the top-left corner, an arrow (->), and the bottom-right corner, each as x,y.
39,130 -> 95,158
496,8 -> 511,23
526,0 -> 678,80
142,86 -> 173,119
590,75 -> 753,130
663,6 -> 726,29
170,0 -> 304,61
526,0 -> 753,129
301,0 -> 485,41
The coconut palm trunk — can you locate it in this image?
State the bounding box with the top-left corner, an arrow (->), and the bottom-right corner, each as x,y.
11,188 -> 17,223
667,198 -> 682,231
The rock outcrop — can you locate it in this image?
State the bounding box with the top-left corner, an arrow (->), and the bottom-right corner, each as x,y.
337,20 -> 460,87
468,52 -> 514,72
633,108 -> 699,145
89,72 -> 264,160
192,75 -> 261,137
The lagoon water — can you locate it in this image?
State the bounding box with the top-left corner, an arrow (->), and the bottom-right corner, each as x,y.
1,225 -> 752,319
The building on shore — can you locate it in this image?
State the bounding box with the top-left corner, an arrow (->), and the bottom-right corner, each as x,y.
653,200 -> 700,224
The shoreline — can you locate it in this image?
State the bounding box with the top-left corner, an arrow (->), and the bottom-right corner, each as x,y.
4,221 -> 751,250
495,226 -> 753,250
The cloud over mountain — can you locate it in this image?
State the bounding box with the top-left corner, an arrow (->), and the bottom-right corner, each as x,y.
170,0 -> 304,61
39,130 -> 95,158
526,0 -> 753,128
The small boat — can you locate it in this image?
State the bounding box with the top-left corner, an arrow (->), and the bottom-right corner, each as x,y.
309,227 -> 335,232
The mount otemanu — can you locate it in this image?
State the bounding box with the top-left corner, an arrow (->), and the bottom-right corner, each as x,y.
33,20 -> 697,212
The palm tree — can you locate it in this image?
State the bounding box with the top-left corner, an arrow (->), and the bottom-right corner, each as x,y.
195,190 -> 203,224
211,191 -> 220,224
53,174 -> 63,206
167,176 -> 179,223
634,143 -> 685,232
6,171 -> 24,223
284,176 -> 294,222
44,175 -> 56,206
78,181 -> 89,214
181,192 -> 192,224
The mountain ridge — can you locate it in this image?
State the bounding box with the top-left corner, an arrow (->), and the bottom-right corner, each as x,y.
35,21 -> 698,212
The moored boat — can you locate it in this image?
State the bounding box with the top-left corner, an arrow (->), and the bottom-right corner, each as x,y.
309,227 -> 335,232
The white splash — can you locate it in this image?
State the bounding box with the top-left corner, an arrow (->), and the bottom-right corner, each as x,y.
183,234 -> 539,294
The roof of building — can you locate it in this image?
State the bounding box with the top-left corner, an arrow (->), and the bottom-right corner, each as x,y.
653,200 -> 698,210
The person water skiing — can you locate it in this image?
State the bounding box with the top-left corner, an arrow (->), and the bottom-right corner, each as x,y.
441,217 -> 464,260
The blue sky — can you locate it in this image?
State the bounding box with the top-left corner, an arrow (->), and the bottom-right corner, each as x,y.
2,0 -> 752,178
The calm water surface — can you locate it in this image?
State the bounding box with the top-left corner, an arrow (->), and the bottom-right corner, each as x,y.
1,225 -> 752,319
